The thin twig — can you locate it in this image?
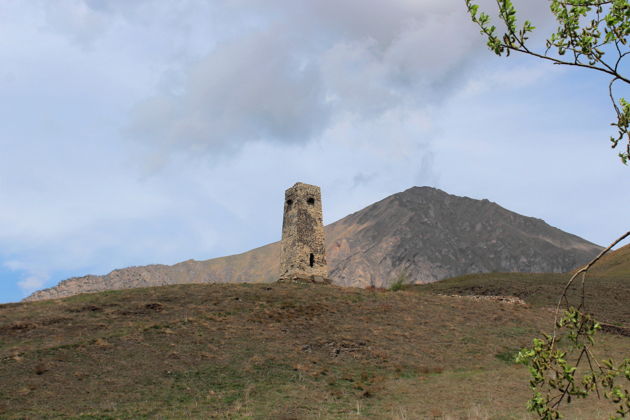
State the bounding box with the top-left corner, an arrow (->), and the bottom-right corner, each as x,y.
584,348 -> 602,399
476,0 -> 630,84
552,231 -> 630,342
579,270 -> 587,311
555,0 -> 614,5
610,77 -> 622,116
552,347 -> 588,409
508,45 -> 630,84
586,346 -> 605,373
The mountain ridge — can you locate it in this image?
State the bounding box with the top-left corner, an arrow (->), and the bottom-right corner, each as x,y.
24,186 -> 602,301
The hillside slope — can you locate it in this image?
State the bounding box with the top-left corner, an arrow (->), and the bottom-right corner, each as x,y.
588,243 -> 630,277
25,187 -> 602,301
409,242 -> 630,327
3,282 -> 628,418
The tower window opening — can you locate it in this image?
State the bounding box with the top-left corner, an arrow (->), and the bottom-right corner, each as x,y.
286,199 -> 293,211
307,197 -> 315,205
309,253 -> 314,267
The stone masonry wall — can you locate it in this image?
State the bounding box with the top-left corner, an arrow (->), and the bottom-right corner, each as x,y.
279,182 -> 329,283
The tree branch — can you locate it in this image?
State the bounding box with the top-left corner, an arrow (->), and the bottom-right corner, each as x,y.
552,230 -> 630,342
501,44 -> 630,84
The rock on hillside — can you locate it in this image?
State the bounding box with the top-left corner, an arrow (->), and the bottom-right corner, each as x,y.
25,187 -> 602,301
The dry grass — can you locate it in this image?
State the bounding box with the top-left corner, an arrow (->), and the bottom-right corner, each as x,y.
409,272 -> 630,326
0,281 -> 627,419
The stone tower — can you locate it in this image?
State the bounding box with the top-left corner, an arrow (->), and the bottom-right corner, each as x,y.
279,182 -> 330,283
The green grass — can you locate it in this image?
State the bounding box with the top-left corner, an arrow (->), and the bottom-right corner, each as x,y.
388,272 -> 409,292
495,348 -> 521,364
408,271 -> 630,326
0,279 -> 627,419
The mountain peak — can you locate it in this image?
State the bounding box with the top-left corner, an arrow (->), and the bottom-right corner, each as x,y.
25,187 -> 602,301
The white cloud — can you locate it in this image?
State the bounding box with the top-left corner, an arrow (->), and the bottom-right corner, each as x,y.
0,0 -> 626,304
41,0 -> 110,49
125,0 -> 490,161
18,275 -> 48,294
128,28 -> 331,158
459,62 -> 564,98
4,261 -> 49,294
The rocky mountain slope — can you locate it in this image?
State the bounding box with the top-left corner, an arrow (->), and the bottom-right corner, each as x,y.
25,187 -> 602,301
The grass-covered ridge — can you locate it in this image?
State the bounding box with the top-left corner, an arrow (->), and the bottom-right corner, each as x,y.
409,271 -> 629,327
1,278 -> 628,419
409,244 -> 630,328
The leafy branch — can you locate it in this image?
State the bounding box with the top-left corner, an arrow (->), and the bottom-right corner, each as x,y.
465,0 -> 630,164
515,231 -> 630,419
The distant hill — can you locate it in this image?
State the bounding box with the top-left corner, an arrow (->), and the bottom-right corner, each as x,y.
25,187 -> 602,301
409,242 -> 630,327
587,243 -> 630,277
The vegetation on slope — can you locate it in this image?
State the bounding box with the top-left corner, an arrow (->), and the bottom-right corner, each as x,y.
410,272 -> 629,327
1,281 -> 628,419
410,244 -> 630,328
588,243 -> 630,278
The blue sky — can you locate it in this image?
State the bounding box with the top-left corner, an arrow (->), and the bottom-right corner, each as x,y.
0,0 -> 628,303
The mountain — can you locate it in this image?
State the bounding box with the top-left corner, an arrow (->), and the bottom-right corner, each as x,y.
24,187 -> 602,301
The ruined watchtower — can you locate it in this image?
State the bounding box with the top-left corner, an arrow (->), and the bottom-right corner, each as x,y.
279,182 -> 330,283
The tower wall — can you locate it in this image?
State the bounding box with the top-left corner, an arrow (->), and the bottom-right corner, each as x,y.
279,182 -> 329,283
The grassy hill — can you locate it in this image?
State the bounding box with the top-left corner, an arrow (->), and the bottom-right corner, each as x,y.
588,243 -> 630,277
1,273 -> 628,418
410,244 -> 630,327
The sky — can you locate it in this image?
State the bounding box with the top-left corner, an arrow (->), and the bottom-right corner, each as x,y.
0,0 -> 628,304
